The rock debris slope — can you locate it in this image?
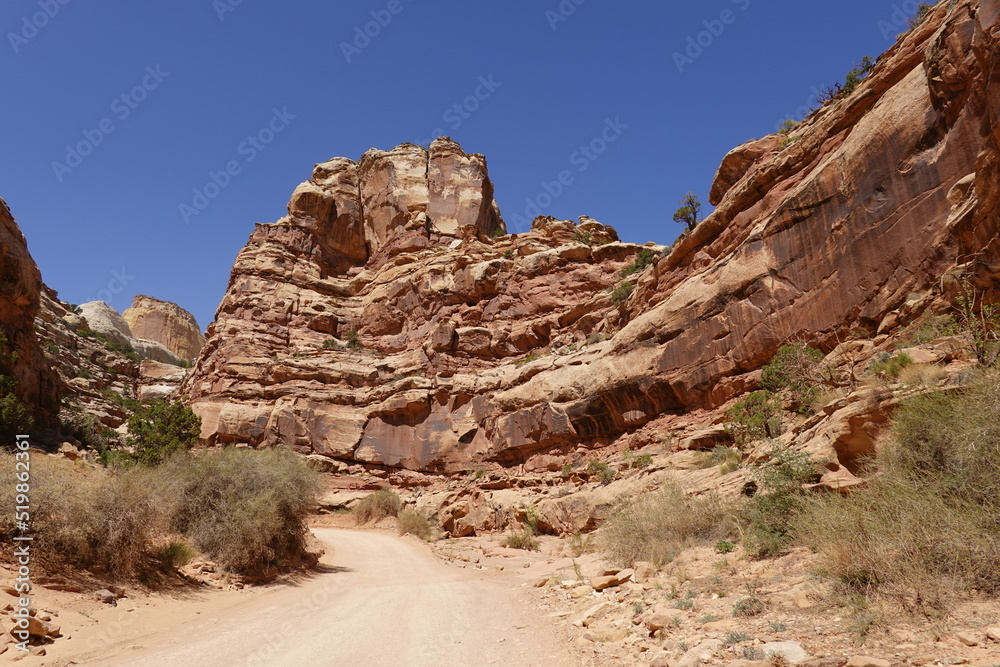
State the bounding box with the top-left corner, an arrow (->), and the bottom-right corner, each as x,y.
185,0 -> 1000,472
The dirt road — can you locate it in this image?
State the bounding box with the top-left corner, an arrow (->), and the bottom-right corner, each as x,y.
67,529 -> 579,667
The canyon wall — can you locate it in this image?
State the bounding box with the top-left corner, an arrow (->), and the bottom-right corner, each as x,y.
184,0 -> 1000,471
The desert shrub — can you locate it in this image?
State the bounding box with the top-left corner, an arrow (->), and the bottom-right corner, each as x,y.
354,489 -> 402,524
567,532 -> 596,557
909,2 -> 935,28
397,509 -> 434,541
586,459 -> 617,485
797,380 -> 1000,605
610,282 -> 634,306
502,527 -> 539,551
951,279 -> 1000,365
622,449 -> 653,470
322,338 -> 343,350
119,400 -> 201,466
620,249 -> 655,278
778,119 -> 799,135
0,455 -> 162,578
867,352 -> 913,380
0,334 -> 32,442
345,328 -> 363,351
898,312 -> 955,347
743,445 -> 818,559
156,539 -> 197,569
733,596 -> 767,617
602,482 -> 738,568
698,445 -> 742,474
714,540 -> 736,554
840,56 -> 875,98
158,447 -> 323,575
760,343 -> 830,413
0,382 -> 32,443
725,391 -> 783,446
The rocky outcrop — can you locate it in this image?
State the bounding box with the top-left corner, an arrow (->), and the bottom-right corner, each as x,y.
0,198 -> 59,425
78,301 -> 183,366
123,295 -> 205,363
185,1 -> 1000,472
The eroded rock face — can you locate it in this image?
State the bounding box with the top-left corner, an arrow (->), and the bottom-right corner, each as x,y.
186,1 -> 1000,472
123,295 -> 205,363
0,199 -> 59,424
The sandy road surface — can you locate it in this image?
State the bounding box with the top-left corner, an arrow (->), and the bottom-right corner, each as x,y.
64,529 -> 579,667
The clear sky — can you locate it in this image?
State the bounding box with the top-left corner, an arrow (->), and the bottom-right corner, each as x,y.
1,0 -> 924,330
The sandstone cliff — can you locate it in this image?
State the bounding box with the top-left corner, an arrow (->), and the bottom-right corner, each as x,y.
0,199 -> 59,426
185,0 -> 1000,475
123,295 -> 205,363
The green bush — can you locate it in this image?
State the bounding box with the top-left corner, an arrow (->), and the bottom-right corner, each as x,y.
620,249 -> 655,278
760,343 -> 830,413
602,482 -> 738,568
743,445 -> 817,558
158,447 -> 323,575
345,328 -> 363,351
725,391 -> 783,446
0,333 -> 32,442
120,400 -> 201,466
354,489 -> 402,524
867,352 -> 913,380
610,282 -> 634,306
586,459 -> 617,485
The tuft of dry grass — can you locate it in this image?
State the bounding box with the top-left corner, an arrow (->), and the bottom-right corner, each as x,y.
502,528 -> 539,551
601,481 -> 739,568
396,509 -> 434,541
354,490 -> 402,525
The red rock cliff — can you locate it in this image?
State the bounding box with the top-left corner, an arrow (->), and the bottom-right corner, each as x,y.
185,1 -> 1000,471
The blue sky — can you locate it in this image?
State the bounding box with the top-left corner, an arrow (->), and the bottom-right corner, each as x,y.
1,0 -> 924,330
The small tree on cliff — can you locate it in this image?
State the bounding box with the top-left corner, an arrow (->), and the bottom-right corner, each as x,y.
673,192 -> 702,233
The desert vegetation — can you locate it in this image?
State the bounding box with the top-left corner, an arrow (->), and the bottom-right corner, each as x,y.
0,446 -> 323,580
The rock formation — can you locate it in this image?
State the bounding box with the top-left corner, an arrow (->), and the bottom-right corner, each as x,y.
123,295 -> 205,363
78,300 -> 184,366
185,1 -> 1000,476
0,198 -> 59,425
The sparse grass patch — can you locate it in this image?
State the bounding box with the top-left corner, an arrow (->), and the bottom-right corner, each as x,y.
610,281 -> 634,306
867,352 -> 913,380
743,445 -> 817,559
602,481 -> 738,568
502,527 -> 539,551
797,379 -> 1000,609
698,445 -> 742,473
354,489 -> 403,525
567,531 -> 596,557
156,539 -> 197,569
397,509 -> 434,541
